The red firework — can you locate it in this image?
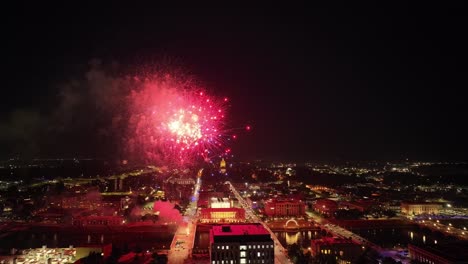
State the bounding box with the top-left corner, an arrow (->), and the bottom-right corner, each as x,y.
127,73 -> 232,165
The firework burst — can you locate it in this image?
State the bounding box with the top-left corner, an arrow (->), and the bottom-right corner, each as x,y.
126,73 -> 236,165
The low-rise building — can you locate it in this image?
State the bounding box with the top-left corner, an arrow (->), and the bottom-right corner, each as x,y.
311,237 -> 364,264
313,199 -> 338,216
72,215 -> 124,226
408,242 -> 468,264
264,198 -> 305,217
401,202 -> 442,215
200,208 -> 245,223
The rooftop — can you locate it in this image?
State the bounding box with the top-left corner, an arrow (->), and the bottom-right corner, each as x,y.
212,224 -> 270,236
210,224 -> 273,244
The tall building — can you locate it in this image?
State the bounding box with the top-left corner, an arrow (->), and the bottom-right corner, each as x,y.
210,224 -> 274,264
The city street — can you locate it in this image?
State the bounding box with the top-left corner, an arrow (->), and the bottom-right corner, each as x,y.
167,169 -> 203,264
226,181 -> 293,264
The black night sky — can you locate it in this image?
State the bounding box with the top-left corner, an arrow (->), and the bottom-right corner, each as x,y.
2,3 -> 467,162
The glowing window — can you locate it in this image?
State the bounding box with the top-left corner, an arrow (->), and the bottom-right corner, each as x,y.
240,259 -> 246,264
257,252 -> 261,257
240,252 -> 246,257
240,245 -> 247,250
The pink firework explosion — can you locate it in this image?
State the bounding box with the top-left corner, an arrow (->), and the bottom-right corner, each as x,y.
126,74 -> 233,165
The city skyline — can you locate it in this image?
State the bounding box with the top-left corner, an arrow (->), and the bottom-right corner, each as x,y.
2,3 -> 466,162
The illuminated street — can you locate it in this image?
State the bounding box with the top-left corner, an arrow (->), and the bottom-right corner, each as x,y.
167,169 -> 203,264
2,4 -> 467,264
226,181 -> 293,264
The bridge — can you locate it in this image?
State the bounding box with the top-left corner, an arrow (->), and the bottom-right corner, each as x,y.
266,218 -> 320,232
413,218 -> 467,240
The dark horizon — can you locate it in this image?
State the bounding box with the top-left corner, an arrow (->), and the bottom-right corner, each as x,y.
2,3 -> 467,162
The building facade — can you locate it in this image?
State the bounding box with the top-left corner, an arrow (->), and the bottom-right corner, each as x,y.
72,215 -> 124,226
401,202 -> 443,215
210,224 -> 274,264
313,199 -> 338,216
408,243 -> 468,264
311,238 -> 364,264
264,199 -> 305,217
211,197 -> 232,208
200,208 -> 245,223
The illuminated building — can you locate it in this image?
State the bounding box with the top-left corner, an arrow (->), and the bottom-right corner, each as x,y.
165,177 -> 196,185
310,237 -> 364,264
210,197 -> 232,208
306,185 -> 335,192
163,176 -> 196,201
210,224 -> 274,264
0,245 -> 112,264
198,191 -> 225,208
220,158 -> 226,174
313,199 -> 338,216
264,198 -> 305,217
58,195 -> 119,210
340,200 -> 375,212
200,208 -> 245,223
408,242 -> 468,264
401,202 -> 443,215
72,215 -> 124,226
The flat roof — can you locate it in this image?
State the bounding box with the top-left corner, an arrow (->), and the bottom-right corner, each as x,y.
212,224 -> 269,236
210,224 -> 273,243
202,207 -> 244,212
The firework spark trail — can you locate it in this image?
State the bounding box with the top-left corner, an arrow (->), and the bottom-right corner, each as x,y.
41,60 -> 249,166
126,73 -> 235,165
